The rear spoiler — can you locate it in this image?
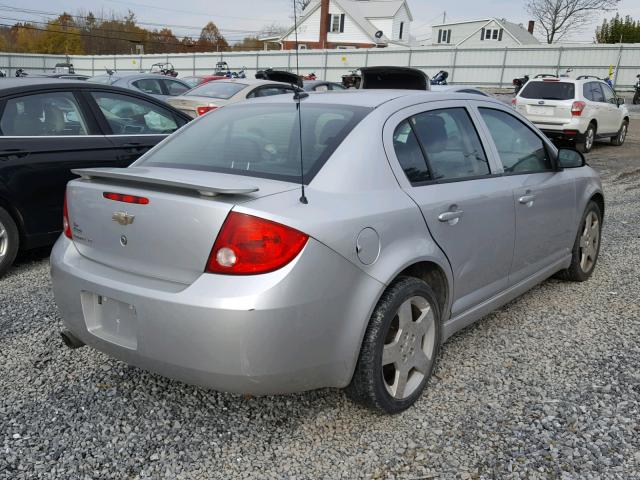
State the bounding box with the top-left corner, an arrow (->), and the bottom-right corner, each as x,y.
72,167 -> 259,197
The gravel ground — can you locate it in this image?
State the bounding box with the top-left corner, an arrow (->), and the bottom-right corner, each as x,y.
1,124 -> 639,479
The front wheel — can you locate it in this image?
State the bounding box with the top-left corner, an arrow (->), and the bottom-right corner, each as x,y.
345,277 -> 441,414
0,207 -> 19,278
556,201 -> 602,282
611,120 -> 628,146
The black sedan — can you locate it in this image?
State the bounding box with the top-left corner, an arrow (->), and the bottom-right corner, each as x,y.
0,78 -> 191,276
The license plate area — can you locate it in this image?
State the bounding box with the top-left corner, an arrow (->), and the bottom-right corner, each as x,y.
81,292 -> 138,350
528,105 -> 554,116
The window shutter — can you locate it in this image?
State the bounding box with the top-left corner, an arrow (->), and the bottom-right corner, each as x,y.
438,29 -> 442,43
327,14 -> 332,32
448,30 -> 452,43
498,28 -> 503,41
481,28 -> 485,40
399,22 -> 404,39
340,14 -> 345,33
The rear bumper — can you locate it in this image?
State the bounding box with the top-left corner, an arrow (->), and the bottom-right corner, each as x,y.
539,129 -> 586,142
51,237 -> 384,394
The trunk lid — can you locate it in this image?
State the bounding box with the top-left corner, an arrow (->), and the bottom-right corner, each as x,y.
66,167 -> 295,284
166,96 -> 230,118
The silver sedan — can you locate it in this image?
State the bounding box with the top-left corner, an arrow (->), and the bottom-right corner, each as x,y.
51,90 -> 603,413
166,79 -> 301,118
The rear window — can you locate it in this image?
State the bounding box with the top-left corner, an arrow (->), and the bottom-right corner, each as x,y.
185,81 -> 246,99
520,81 -> 575,100
139,103 -> 371,184
88,75 -> 115,85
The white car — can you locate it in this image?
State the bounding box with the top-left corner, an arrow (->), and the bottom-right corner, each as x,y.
166,79 -> 300,118
513,76 -> 629,153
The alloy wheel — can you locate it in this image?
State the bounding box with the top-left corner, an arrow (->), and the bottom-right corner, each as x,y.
0,221 -> 7,258
382,296 -> 436,400
618,124 -> 627,144
585,128 -> 594,151
579,211 -> 600,273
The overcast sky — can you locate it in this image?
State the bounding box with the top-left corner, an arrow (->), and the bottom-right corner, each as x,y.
6,0 -> 640,43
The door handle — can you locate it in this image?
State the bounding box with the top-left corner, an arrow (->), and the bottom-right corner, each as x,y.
518,194 -> 537,205
438,208 -> 464,225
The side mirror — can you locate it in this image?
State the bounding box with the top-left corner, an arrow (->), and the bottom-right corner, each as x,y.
557,148 -> 585,168
617,97 -> 625,107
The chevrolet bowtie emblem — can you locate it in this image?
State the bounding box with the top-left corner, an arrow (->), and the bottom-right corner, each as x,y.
112,212 -> 135,226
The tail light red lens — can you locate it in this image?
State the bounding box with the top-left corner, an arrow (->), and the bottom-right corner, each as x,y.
63,191 -> 72,239
511,97 -> 517,107
206,212 -> 309,275
571,101 -> 586,116
103,192 -> 149,205
196,105 -> 218,116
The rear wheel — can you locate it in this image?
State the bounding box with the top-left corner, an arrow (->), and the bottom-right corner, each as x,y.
346,277 -> 441,413
610,120 -> 628,146
556,201 -> 602,282
576,124 -> 595,153
0,207 -> 19,278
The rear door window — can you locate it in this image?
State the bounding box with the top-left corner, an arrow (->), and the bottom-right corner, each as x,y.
479,108 -> 551,174
132,78 -> 163,95
139,103 -> 371,183
91,91 -> 180,134
393,120 -> 431,184
0,92 -> 89,136
410,108 -> 490,181
520,81 -> 575,100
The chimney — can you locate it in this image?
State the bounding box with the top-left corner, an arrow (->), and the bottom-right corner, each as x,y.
527,20 -> 535,34
319,0 -> 330,48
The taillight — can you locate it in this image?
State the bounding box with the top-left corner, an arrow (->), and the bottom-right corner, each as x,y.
511,97 -> 517,107
196,105 -> 218,116
103,192 -> 149,204
63,190 -> 72,239
571,101 -> 586,116
205,212 -> 308,275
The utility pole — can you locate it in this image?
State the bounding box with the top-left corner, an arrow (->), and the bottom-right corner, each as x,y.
443,11 -> 446,24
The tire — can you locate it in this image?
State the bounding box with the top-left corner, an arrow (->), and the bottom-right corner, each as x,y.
345,276 -> 441,414
576,124 -> 596,153
0,207 -> 19,278
610,120 -> 628,146
556,201 -> 602,282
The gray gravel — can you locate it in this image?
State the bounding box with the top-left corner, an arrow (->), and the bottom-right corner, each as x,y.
1,126 -> 639,479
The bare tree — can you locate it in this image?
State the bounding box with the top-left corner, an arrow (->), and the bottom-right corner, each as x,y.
526,0 -> 620,43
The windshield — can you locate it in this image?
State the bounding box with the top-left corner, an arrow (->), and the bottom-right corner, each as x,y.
139,103 -> 371,183
185,81 -> 246,99
520,81 -> 575,100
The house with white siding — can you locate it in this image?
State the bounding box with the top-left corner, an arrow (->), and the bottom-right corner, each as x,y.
278,0 -> 413,49
431,18 -> 540,47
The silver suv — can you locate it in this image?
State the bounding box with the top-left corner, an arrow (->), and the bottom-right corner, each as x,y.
514,76 -> 629,153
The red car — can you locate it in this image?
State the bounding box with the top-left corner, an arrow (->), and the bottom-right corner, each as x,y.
181,75 -> 227,88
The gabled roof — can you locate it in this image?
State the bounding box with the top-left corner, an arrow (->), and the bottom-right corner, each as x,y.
281,0 -> 412,45
435,17 -> 539,45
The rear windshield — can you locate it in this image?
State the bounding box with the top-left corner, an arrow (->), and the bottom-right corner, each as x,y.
185,81 -> 246,99
88,75 -> 115,85
520,81 -> 575,100
139,103 -> 371,184
182,76 -> 204,88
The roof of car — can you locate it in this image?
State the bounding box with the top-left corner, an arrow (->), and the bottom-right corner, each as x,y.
190,78 -> 295,89
243,89 -> 504,108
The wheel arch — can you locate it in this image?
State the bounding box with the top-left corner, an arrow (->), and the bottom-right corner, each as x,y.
590,191 -> 605,219
0,192 -> 25,244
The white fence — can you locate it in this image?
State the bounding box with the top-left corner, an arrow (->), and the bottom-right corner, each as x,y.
1,44 -> 639,89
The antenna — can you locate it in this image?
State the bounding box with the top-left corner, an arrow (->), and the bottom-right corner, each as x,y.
292,0 -> 309,204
